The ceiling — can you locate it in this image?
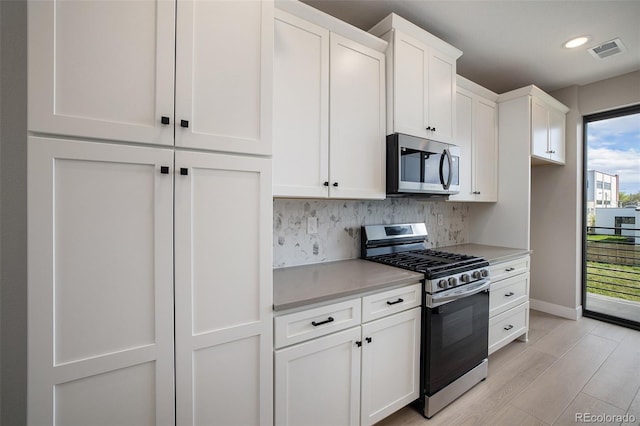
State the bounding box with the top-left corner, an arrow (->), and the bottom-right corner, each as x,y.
301,0 -> 640,94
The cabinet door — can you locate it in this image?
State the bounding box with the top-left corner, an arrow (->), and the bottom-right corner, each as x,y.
275,327 -> 362,426
531,97 -> 550,159
174,151 -> 273,426
175,0 -> 273,155
361,308 -> 421,426
450,89 -> 474,201
549,107 -> 566,164
474,97 -> 498,201
28,0 -> 175,146
392,31 -> 428,138
273,11 -> 330,197
329,33 -> 386,199
427,48 -> 456,143
28,137 -> 175,425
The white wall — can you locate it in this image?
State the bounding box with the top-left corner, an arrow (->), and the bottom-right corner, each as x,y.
530,70 -> 640,318
0,0 -> 28,424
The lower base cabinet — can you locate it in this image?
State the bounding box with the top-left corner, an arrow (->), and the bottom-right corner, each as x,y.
274,284 -> 421,426
488,255 -> 530,354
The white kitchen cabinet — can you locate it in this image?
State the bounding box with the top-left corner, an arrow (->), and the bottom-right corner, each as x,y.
273,5 -> 386,199
28,139 -> 274,426
499,85 -> 569,166
275,327 -> 362,426
450,77 -> 498,202
29,0 -> 273,156
531,96 -> 566,164
174,151 -> 273,426
274,283 -> 421,426
360,307 -> 421,426
370,13 -> 462,144
27,137 -> 176,425
488,255 -> 530,354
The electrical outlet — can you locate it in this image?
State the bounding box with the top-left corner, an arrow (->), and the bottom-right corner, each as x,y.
307,217 -> 318,234
437,214 -> 444,226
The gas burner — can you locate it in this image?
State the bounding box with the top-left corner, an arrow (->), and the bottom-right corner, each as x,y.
361,224 -> 490,294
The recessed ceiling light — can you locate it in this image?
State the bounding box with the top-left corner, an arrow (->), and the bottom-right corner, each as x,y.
563,36 -> 591,49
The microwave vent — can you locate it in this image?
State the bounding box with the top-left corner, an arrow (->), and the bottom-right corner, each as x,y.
588,38 -> 626,59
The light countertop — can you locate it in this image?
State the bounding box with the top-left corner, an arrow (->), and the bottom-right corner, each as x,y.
273,259 -> 423,312
437,243 -> 530,264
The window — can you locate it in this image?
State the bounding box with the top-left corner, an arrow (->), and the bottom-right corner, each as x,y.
604,182 -> 611,190
596,181 -> 603,189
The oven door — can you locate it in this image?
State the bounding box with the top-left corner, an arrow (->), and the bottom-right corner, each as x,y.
423,287 -> 489,395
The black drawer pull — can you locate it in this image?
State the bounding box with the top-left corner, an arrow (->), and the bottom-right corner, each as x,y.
505,267 -> 516,272
180,119 -> 189,128
504,324 -> 514,331
505,292 -> 515,297
160,116 -> 170,125
386,298 -> 404,306
355,341 -> 362,347
180,168 -> 189,176
312,317 -> 334,327
160,166 -> 170,174
365,337 -> 372,344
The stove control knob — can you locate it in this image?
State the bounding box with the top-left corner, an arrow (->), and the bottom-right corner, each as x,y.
438,279 -> 448,289
448,277 -> 458,287
472,270 -> 481,280
460,274 -> 470,283
481,269 -> 489,278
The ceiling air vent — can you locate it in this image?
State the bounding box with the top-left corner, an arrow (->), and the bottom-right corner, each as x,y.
589,38 -> 626,59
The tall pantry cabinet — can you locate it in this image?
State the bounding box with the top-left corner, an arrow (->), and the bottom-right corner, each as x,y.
27,1 -> 274,425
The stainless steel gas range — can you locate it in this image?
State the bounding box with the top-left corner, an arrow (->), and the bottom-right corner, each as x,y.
361,223 -> 490,418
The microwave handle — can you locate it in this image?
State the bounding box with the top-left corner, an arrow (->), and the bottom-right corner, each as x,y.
439,149 -> 453,190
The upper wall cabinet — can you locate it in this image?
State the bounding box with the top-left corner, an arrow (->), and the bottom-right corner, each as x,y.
28,0 -> 273,156
498,85 -> 569,166
370,13 -> 462,144
450,76 -> 498,202
273,2 -> 387,199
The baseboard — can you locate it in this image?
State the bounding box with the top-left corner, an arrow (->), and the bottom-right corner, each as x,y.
529,298 -> 582,320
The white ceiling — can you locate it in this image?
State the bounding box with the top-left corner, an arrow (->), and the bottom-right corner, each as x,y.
301,0 -> 640,94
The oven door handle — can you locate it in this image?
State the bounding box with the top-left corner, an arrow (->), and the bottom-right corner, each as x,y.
427,279 -> 491,308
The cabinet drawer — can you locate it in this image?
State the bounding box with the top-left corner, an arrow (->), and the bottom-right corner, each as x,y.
489,273 -> 529,317
490,256 -> 530,282
489,302 -> 529,355
362,283 -> 422,323
275,299 -> 361,348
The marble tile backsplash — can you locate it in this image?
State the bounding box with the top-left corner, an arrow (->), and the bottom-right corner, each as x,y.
273,198 -> 470,268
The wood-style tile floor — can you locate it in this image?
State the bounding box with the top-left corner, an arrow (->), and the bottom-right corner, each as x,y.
379,310 -> 640,426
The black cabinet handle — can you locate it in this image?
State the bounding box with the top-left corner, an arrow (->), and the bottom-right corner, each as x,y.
311,317 -> 334,327
432,127 -> 436,132
426,126 -> 432,131
161,116 -> 170,125
505,292 -> 515,297
365,337 -> 372,344
333,182 -> 339,187
386,298 -> 404,306
180,168 -> 189,176
504,324 -> 514,331
505,267 -> 515,272
323,181 -> 329,186
180,120 -> 189,128
160,166 -> 170,174
473,191 -> 481,195
355,341 -> 362,347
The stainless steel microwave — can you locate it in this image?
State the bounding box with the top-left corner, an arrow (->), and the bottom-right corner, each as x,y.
387,133 -> 460,196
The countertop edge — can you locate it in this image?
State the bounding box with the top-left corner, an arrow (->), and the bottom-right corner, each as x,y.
273,275 -> 420,312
